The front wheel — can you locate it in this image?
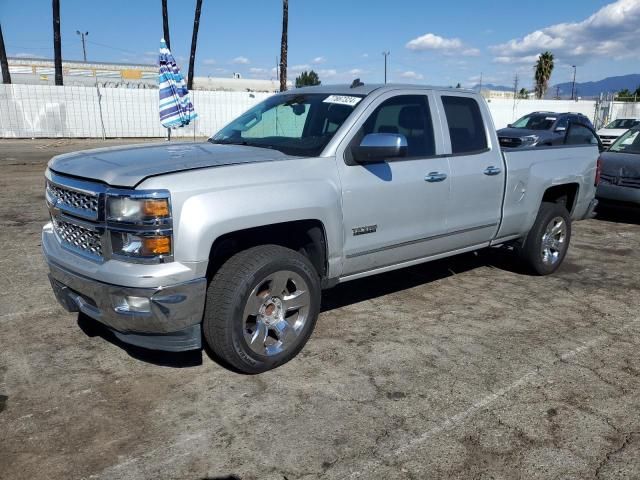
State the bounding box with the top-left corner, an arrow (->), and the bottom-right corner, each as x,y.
203,245 -> 321,373
520,202 -> 572,275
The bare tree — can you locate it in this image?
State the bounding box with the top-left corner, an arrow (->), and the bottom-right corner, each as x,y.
52,0 -> 63,85
0,22 -> 11,84
162,0 -> 171,50
279,0 -> 288,92
187,0 -> 203,90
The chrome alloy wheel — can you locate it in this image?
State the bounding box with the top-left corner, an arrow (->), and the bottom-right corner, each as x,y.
242,270 -> 311,356
540,216 -> 567,265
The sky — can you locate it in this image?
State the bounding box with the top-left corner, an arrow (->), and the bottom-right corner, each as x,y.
1,0 -> 638,89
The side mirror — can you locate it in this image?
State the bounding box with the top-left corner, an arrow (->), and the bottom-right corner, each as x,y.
352,133 -> 408,163
507,124 -> 513,128
555,126 -> 566,132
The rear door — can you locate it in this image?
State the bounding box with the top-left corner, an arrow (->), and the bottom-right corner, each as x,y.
436,93 -> 504,249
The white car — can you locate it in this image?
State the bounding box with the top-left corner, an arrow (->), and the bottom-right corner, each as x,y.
597,118 -> 640,147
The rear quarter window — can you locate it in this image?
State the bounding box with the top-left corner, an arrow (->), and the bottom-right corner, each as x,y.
441,96 -> 488,154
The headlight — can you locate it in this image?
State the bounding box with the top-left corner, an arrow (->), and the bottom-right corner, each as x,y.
521,135 -> 539,145
110,231 -> 172,257
105,190 -> 173,262
107,194 -> 170,224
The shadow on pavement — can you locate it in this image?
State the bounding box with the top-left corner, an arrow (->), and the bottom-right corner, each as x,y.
595,203 -> 640,226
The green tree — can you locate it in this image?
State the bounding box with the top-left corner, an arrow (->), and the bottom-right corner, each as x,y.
615,88 -> 633,101
534,51 -> 554,99
295,70 -> 321,88
455,82 -> 461,88
519,87 -> 529,99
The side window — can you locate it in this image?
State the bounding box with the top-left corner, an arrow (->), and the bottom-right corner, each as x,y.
357,95 -> 435,157
555,116 -> 569,130
564,123 -> 599,146
441,96 -> 488,154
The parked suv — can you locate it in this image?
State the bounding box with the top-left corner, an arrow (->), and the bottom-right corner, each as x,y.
597,118 -> 639,147
597,126 -> 640,207
498,112 -> 594,148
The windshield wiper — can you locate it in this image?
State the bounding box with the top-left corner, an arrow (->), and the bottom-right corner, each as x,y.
209,139 -> 274,150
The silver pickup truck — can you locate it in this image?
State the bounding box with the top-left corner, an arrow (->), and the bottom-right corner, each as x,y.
43,84 -> 601,373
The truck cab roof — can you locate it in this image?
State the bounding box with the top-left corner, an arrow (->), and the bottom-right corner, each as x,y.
286,83 -> 476,96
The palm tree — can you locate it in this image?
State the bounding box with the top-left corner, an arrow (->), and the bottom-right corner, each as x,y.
187,0 -> 203,90
534,51 -> 554,99
0,22 -> 11,84
279,0 -> 288,92
162,0 -> 171,50
52,0 -> 63,85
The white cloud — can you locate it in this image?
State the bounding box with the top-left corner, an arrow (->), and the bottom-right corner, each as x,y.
318,69 -> 337,78
348,68 -> 367,76
406,33 -> 480,56
249,67 -> 266,74
400,70 -> 424,80
490,0 -> 640,65
312,56 -> 326,64
231,56 -> 250,65
202,58 -> 217,66
290,64 -> 311,72
10,52 -> 36,58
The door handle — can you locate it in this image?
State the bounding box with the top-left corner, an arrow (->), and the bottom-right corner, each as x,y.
425,172 -> 447,182
484,166 -> 502,176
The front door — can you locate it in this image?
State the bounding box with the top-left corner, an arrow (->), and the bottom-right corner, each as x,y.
336,91 -> 452,277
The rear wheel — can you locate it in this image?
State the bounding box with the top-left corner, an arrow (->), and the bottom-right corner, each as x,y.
520,202 -> 571,275
203,245 -> 321,373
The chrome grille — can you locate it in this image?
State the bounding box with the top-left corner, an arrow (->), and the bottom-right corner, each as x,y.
47,182 -> 99,216
53,217 -> 103,258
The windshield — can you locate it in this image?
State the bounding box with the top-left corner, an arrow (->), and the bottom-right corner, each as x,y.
511,113 -> 558,130
604,119 -> 639,129
609,128 -> 640,154
210,93 -> 364,156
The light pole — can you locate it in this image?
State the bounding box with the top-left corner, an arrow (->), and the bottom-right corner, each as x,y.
76,30 -> 88,62
382,51 -> 390,84
571,65 -> 577,101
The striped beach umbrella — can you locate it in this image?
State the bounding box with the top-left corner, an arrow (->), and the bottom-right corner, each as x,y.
158,38 -> 197,129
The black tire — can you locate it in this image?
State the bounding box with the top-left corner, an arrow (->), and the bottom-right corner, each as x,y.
520,202 -> 572,275
203,245 -> 321,373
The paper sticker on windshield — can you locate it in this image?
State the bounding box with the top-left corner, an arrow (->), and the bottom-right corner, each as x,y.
545,117 -> 557,121
323,95 -> 362,107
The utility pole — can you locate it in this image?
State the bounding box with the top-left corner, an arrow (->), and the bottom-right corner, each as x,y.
162,0 -> 171,50
571,65 -> 577,101
76,30 -> 88,62
478,72 -> 483,92
52,0 -> 63,86
279,0 -> 288,92
513,73 -> 519,99
187,0 -> 203,90
0,22 -> 11,84
382,51 -> 390,84
555,85 -> 560,99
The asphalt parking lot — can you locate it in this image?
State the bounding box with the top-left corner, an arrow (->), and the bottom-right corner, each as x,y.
1,139 -> 639,480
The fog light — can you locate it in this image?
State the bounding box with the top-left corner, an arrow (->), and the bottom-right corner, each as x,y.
114,295 -> 151,313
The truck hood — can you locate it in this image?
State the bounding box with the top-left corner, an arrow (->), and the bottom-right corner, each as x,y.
599,151 -> 640,177
48,141 -> 294,187
596,128 -> 628,137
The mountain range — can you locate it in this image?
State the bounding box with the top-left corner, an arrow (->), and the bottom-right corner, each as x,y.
471,74 -> 640,99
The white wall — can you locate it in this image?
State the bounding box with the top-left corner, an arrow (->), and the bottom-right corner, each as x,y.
0,84 -> 270,138
0,83 -> 607,139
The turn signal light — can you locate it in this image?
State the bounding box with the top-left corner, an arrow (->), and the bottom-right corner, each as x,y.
142,199 -> 170,218
141,236 -> 172,256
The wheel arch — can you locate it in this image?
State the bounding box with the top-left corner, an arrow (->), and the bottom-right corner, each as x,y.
206,219 -> 329,282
